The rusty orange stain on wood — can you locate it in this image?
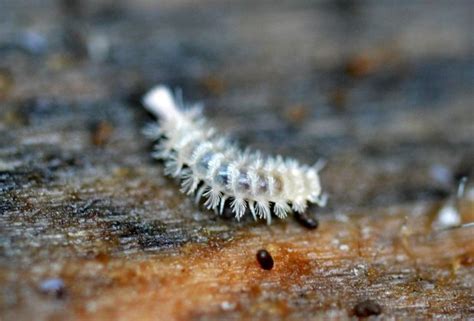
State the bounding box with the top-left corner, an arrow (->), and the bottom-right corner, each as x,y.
6,199 -> 470,321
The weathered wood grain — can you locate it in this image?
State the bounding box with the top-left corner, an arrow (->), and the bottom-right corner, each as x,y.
0,1 -> 473,320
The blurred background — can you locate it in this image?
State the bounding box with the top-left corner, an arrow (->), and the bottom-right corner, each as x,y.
0,1 -> 473,320
1,1 -> 472,207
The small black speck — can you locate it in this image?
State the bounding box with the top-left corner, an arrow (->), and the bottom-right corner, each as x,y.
39,278 -> 66,299
353,299 -> 382,317
256,249 -> 274,270
294,212 -> 319,230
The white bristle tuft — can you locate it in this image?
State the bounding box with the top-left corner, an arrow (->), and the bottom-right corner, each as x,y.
142,85 -> 182,122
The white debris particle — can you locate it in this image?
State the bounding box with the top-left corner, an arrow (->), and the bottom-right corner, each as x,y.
361,226 -> 371,238
396,254 -> 406,262
434,202 -> 461,229
339,244 -> 349,251
335,213 -> 349,222
220,301 -> 236,311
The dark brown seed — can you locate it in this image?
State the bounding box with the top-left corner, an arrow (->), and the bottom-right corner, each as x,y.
353,300 -> 382,317
294,212 -> 319,230
256,249 -> 274,270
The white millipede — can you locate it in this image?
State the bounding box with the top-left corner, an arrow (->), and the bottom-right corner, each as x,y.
142,85 -> 326,224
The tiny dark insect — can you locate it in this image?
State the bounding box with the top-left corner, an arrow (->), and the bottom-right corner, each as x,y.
294,212 -> 319,229
353,299 -> 382,317
256,249 -> 274,270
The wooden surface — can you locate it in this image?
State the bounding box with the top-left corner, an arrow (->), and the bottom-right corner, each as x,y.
1,1 -> 473,320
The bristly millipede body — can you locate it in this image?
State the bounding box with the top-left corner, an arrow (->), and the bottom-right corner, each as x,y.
142,85 -> 326,224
